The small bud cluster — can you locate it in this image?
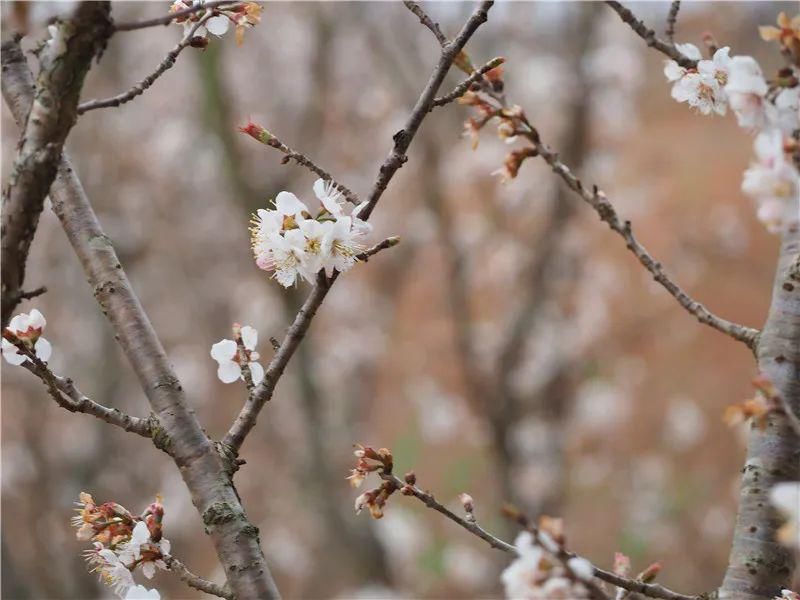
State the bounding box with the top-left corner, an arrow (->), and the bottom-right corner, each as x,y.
723,373 -> 782,428
348,444 -> 397,519
245,163 -> 372,288
663,14 -> 799,233
73,492 -> 167,599
2,308 -> 52,366
170,1 -> 261,46
210,323 -> 264,385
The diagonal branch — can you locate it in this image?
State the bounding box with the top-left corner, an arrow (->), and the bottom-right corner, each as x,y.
665,1 -> 681,43
1,39 -> 281,600
431,56 -> 505,109
78,15 -> 211,114
1,3 -> 112,328
222,1 -> 495,453
605,1 -> 696,68
512,117 -> 759,350
6,335 -> 153,438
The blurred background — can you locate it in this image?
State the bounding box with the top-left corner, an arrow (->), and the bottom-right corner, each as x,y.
2,1 -> 797,598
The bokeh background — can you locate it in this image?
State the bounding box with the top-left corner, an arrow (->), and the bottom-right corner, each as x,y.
2,1 -> 797,598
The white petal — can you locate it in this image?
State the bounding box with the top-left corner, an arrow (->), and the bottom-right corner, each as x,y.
313,178 -> 327,200
142,561 -> 156,580
675,42 -> 702,61
210,339 -> 237,363
8,313 -> 27,334
217,361 -> 241,383
206,15 -> 230,36
663,60 -> 683,82
275,191 -> 307,216
35,337 -> 52,362
159,538 -> 171,555
27,309 -> 46,330
1,339 -> 26,366
240,325 -> 258,350
567,556 -> 594,581
249,361 -> 264,386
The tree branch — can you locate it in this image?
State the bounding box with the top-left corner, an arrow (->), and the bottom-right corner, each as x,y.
514,118 -> 759,350
112,0 -> 240,32
403,0 -> 448,47
222,1 -> 495,453
431,56 -> 505,109
1,39 -> 281,600
6,335 -> 153,438
1,3 -> 112,328
163,555 -> 233,600
665,1 -> 681,43
77,15 -> 211,114
605,1 -> 696,68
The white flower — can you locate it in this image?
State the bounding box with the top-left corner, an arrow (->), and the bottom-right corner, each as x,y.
322,217 -> 366,276
298,217 -> 334,280
567,556 -> 594,581
268,228 -> 308,287
664,47 -> 730,116
314,178 -> 345,217
172,0 -> 231,38
46,24 -> 67,56
725,56 -> 769,130
500,532 -> 548,599
118,521 -> 150,564
741,129 -> 799,233
85,544 -> 135,597
771,481 -> 800,548
210,326 -> 264,385
125,585 -> 160,600
770,86 -> 800,134
2,309 -> 52,366
275,191 -> 309,218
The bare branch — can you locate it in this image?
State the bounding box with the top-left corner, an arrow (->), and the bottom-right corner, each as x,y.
513,118 -> 759,350
1,4 -> 112,328
223,1 -> 495,453
605,1 -> 696,68
5,335 -> 153,438
665,1 -> 681,43
403,0 -> 448,47
431,56 -> 505,109
77,15 -> 211,114
356,236 -> 401,263
1,39 -> 280,599
113,0 -> 240,32
241,126 -> 360,205
163,555 -> 234,600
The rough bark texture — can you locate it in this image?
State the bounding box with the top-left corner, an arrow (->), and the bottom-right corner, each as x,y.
720,228 -> 800,599
1,3 -> 111,327
1,40 -> 280,600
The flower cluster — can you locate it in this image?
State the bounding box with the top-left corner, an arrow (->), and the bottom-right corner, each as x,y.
211,323 -> 264,385
348,444 -> 399,519
501,525 -> 594,600
248,175 -> 371,288
73,492 -> 167,599
170,1 -> 261,45
663,14 -> 800,233
2,309 -> 52,366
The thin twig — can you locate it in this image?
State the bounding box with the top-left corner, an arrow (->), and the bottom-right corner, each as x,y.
513,117 -> 759,350
78,15 -> 211,114
403,0 -> 448,47
113,0 -> 240,32
163,555 -> 234,600
223,1 -> 495,453
244,129 -> 360,205
665,1 -> 681,43
356,236 -> 400,263
431,56 -> 505,109
6,335 -> 153,438
605,1 -> 696,68
381,472 -> 515,553
14,285 -> 48,301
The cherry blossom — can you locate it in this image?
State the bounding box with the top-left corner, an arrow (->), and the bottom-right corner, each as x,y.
2,308 -> 52,366
664,46 -> 730,116
210,325 -> 264,385
84,543 -> 136,597
724,56 -> 769,130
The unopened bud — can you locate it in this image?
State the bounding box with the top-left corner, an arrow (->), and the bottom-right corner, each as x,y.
459,492 -> 474,514
404,471 -> 416,485
638,562 -> 662,583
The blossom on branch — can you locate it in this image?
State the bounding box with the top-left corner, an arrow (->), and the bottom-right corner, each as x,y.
249,179 -> 371,288
210,324 -> 264,385
170,1 -> 261,45
2,308 -> 52,365
664,45 -> 731,115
